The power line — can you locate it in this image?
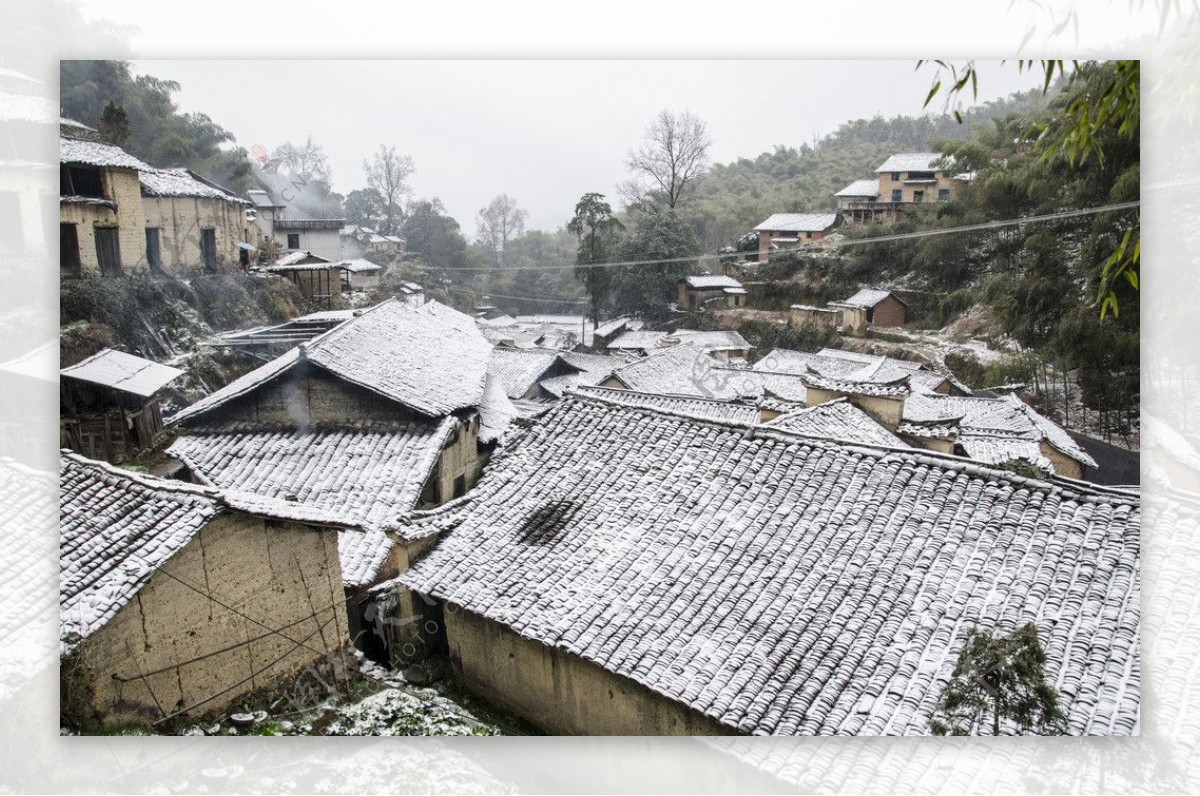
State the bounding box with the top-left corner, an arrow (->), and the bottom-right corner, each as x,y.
414,200 -> 1139,274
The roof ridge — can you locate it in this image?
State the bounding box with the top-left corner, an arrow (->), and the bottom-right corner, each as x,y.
61,450 -> 220,502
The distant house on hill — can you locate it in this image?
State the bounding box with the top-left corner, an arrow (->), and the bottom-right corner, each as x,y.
753,213 -> 840,260
60,348 -> 183,464
59,452 -> 351,727
248,188 -> 343,260
677,275 -> 747,310
831,288 -> 908,333
834,153 -> 970,226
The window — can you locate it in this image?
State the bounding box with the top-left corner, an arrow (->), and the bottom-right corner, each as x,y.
94,227 -> 121,276
938,188 -> 951,202
890,189 -> 902,202
287,233 -> 300,249
145,227 -> 162,273
60,166 -> 104,198
60,223 -> 81,276
453,474 -> 467,499
805,231 -> 813,239
913,190 -> 925,203
200,228 -> 217,271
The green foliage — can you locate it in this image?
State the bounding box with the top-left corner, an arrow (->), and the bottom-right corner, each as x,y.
610,212 -> 698,322
568,192 -> 624,325
96,101 -> 130,148
401,198 -> 483,281
930,623 -> 1067,736
61,61 -> 252,192
944,351 -> 987,389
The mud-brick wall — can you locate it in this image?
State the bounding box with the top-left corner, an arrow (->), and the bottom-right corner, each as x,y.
434,416 -> 481,503
59,168 -> 146,276
197,365 -> 424,427
1041,441 -> 1083,480
143,196 -> 250,274
871,295 -> 907,328
443,607 -> 735,736
805,385 -> 905,430
65,513 -> 349,725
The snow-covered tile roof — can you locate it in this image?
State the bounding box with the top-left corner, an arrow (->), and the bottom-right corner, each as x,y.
272,250 -> 332,267
876,152 -> 945,173
479,373 -> 519,445
401,394 -> 1140,736
247,189 -> 283,208
539,352 -> 627,398
607,344 -> 732,398
576,385 -> 761,426
59,136 -> 151,171
754,213 -> 839,233
339,528 -> 395,591
230,299 -> 487,419
673,330 -> 753,352
682,275 -> 743,290
716,368 -> 809,403
1004,394 -> 1098,468
487,348 -> 567,399
60,452 -> 223,647
840,288 -> 900,309
763,398 -> 909,448
336,258 -> 382,273
803,370 -> 912,397
606,330 -> 669,351
166,418 -> 455,533
140,167 -> 247,202
958,436 -> 1054,472
835,178 -> 880,198
60,348 -> 183,398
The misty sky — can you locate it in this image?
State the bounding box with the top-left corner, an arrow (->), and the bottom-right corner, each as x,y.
132,60 -> 1048,236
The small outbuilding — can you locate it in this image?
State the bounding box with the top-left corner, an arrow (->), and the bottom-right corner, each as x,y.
832,288 -> 908,332
677,275 -> 747,310
60,348 -> 183,464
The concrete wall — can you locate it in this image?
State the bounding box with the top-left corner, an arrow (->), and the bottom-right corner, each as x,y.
143,195 -> 252,274
63,513 -> 349,725
59,167 -> 145,277
275,227 -> 341,261
444,607 -> 736,736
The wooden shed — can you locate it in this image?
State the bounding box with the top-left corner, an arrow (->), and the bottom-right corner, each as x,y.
60,348 -> 183,464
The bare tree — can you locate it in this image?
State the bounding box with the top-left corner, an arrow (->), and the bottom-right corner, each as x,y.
476,193 -> 529,267
624,109 -> 713,212
267,135 -> 332,184
364,144 -> 415,235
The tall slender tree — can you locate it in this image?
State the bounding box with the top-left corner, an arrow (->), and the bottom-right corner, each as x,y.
624,109 -> 713,212
568,192 -> 623,327
476,194 -> 528,268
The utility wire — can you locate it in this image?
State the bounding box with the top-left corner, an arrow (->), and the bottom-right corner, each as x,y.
418,199 -> 1140,274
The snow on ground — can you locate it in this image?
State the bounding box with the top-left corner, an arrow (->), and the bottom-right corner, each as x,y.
323,687 -> 500,736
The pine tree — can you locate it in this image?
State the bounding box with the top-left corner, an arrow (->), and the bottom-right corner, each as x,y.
96,101 -> 131,149
930,623 -> 1067,735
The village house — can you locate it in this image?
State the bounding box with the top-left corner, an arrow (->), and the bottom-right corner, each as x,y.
262,251 -> 342,309
60,123 -> 252,277
831,287 -> 909,332
337,258 -> 383,291
875,152 -> 964,206
677,275 -> 748,310
60,348 -> 184,464
753,213 -> 840,260
59,452 -> 352,727
391,391 -> 1139,736
164,299 -> 512,659
248,188 -> 343,261
834,178 -> 887,225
